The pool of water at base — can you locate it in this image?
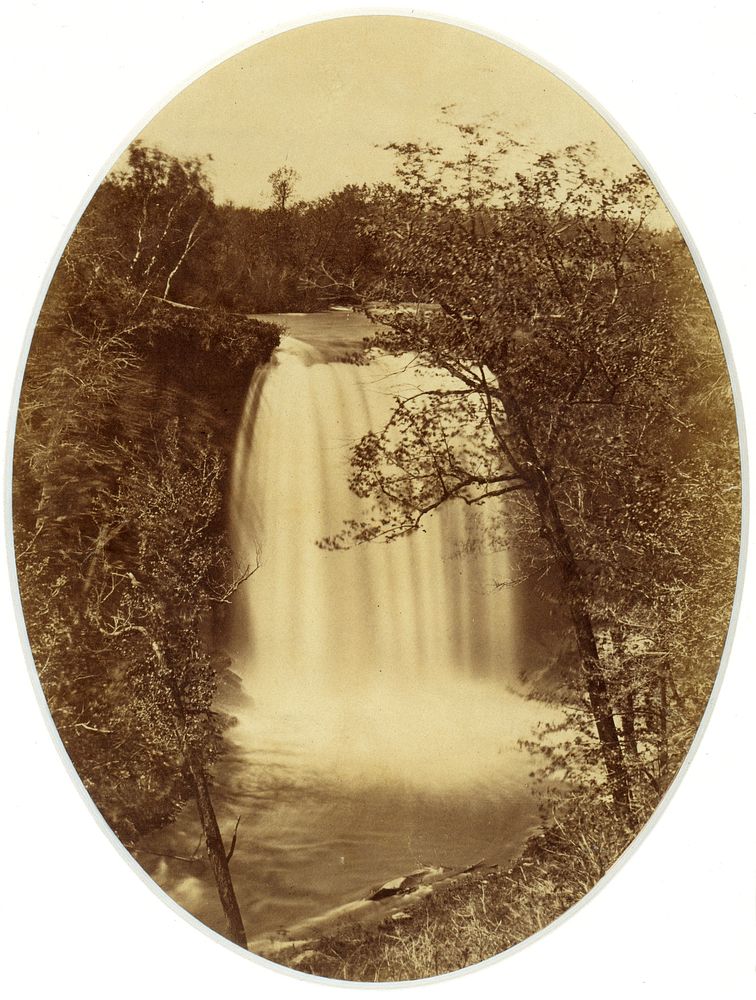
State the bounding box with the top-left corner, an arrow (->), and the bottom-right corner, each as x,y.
135,727 -> 540,941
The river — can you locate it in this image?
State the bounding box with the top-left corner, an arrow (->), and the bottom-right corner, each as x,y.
136,310 -> 556,946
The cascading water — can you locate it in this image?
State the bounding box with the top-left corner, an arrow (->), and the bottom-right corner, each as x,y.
138,312 -> 553,942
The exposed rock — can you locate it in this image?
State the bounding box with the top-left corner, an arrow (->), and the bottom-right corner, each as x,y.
369,865 -> 445,900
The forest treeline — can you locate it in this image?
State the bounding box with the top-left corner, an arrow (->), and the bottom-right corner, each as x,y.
89,145 -> 384,313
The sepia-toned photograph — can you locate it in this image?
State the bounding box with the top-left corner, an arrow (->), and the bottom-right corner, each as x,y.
8,11 -> 743,986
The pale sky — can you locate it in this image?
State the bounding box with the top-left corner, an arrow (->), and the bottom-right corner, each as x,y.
136,16 -> 666,217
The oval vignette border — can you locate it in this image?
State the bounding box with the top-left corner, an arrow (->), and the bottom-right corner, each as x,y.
3,4 -> 752,995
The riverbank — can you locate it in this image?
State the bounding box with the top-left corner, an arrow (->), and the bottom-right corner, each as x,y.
269,794 -> 638,983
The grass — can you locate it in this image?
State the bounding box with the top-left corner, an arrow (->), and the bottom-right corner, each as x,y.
281,793 -> 640,983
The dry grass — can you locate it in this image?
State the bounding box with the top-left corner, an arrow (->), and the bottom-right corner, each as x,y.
289,795 -> 639,983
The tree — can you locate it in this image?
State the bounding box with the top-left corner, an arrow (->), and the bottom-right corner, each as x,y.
105,142 -> 213,299
89,418 -> 256,947
268,164 -> 299,212
324,121 -> 739,823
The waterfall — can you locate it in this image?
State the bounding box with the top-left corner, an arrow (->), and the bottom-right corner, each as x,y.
138,313 -> 554,939
229,326 -> 542,795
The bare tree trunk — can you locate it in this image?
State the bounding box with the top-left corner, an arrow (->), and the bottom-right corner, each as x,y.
621,691 -> 639,759
154,650 -> 247,949
658,668 -> 669,783
163,216 -> 203,300
184,749 -> 247,949
561,579 -> 633,822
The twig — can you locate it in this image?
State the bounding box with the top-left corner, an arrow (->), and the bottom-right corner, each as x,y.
133,847 -> 204,865
226,815 -> 242,863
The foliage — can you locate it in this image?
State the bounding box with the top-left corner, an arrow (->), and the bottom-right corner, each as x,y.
324,119 -> 740,820
268,165 -> 300,212
178,182 -> 382,313
82,144 -> 391,315
14,153 -> 280,844
90,143 -> 214,299
12,129 -> 740,955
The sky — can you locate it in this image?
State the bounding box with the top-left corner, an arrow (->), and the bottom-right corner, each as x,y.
135,15 -> 667,216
